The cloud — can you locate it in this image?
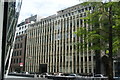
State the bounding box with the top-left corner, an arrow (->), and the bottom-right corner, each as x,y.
18,0 -> 80,23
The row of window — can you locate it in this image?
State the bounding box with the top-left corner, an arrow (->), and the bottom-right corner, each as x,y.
55,6 -> 92,19
16,36 -> 23,41
14,43 -> 22,49
16,30 -> 26,35
27,18 -> 87,39
19,25 -> 27,30
11,58 -> 22,64
12,50 -> 22,56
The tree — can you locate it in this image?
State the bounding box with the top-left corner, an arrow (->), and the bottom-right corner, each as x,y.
74,2 -> 120,80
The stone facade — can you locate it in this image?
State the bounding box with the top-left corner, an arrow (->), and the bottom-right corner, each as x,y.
25,3 -> 95,74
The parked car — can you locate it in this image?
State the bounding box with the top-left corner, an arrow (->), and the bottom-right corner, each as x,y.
67,73 -> 82,77
9,71 -> 17,74
94,74 -> 104,77
20,71 -> 29,74
40,72 -> 53,77
54,72 -> 64,76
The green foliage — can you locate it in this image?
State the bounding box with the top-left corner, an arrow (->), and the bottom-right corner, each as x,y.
74,2 -> 120,55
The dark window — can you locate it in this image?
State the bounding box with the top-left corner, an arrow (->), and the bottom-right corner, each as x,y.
89,7 -> 91,10
15,44 -> 16,49
89,56 -> 91,61
20,50 -> 22,56
14,59 -> 15,63
20,43 -> 22,48
17,44 -> 19,48
89,69 -> 91,73
85,69 -> 87,73
19,27 -> 21,30
85,56 -> 87,62
81,57 -> 83,62
16,51 -> 18,56
16,59 -> 18,63
14,52 -> 16,56
19,58 -> 21,63
77,19 -> 79,27
81,68 -> 83,73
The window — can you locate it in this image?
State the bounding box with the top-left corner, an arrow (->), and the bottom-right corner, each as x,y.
16,59 -> 18,63
16,51 -> 18,56
65,33 -> 68,38
17,44 -> 19,48
22,31 -> 23,34
19,50 -> 22,56
19,58 -> 21,63
85,56 -> 87,62
56,34 -> 61,40
19,27 -> 21,30
81,69 -> 83,73
77,19 -> 79,27
19,32 -> 21,35
25,30 -> 26,33
20,43 -> 22,48
21,36 -> 23,40
78,10 -> 81,13
14,44 -> 16,49
89,56 -> 91,61
81,57 -> 83,62
22,26 -> 24,29
14,59 -> 15,63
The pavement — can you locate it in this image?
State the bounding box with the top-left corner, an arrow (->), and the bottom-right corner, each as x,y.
5,78 -> 52,80
4,75 -> 52,80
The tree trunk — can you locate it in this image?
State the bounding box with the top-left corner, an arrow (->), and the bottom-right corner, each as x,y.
108,3 -> 113,80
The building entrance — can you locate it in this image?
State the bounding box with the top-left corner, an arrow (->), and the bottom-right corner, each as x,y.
39,64 -> 47,73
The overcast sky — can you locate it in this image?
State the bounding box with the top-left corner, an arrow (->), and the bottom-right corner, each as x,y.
18,0 -> 81,23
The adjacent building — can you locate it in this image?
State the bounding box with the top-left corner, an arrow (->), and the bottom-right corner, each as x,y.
0,0 -> 22,79
25,3 -> 96,74
10,15 -> 37,72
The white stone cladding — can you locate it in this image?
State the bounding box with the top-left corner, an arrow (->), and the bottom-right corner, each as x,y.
25,3 -> 95,74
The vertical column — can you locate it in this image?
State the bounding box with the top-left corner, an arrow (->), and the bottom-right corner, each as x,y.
0,1 -> 4,79
64,18 -> 67,73
61,18 -> 64,73
83,17 -> 86,73
70,16 -> 75,73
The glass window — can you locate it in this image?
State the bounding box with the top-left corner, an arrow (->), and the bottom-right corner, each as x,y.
20,50 -> 22,56
19,32 -> 21,35
89,56 -> 91,61
81,57 -> 83,62
19,27 -> 21,30
56,34 -> 61,40
85,56 -> 87,62
22,31 -> 23,34
19,58 -> 21,63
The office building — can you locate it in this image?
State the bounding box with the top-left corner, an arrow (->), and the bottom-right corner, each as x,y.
25,3 -> 96,74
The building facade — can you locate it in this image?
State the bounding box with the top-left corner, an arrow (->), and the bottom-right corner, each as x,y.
10,15 -> 37,72
0,0 -> 22,79
25,3 -> 96,74
10,34 -> 27,72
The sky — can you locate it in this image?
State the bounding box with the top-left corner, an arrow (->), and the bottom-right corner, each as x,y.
18,0 -> 81,23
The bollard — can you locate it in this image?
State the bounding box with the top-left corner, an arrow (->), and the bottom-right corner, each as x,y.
34,74 -> 37,78
39,75 -> 41,78
43,75 -> 45,78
